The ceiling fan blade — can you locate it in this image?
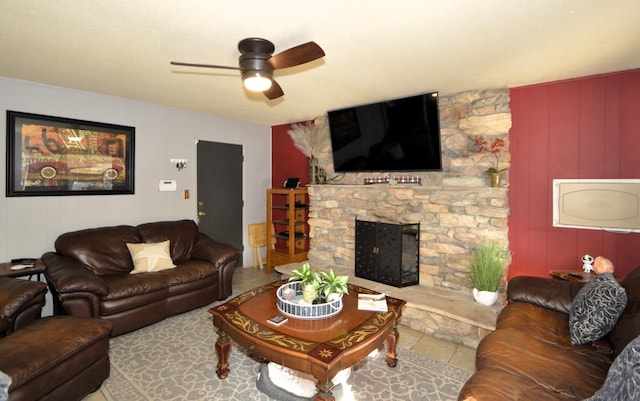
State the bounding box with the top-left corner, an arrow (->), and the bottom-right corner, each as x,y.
268,42 -> 325,70
263,80 -> 284,100
170,61 -> 240,71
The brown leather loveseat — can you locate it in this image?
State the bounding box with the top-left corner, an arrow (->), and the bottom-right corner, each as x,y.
43,219 -> 241,337
0,277 -> 112,401
459,266 -> 640,400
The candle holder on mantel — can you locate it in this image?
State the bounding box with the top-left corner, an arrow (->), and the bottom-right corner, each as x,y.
363,176 -> 422,185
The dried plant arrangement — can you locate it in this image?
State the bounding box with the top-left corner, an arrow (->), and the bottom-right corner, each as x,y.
287,118 -> 330,158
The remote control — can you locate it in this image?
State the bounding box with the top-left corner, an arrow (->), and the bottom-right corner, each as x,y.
11,264 -> 33,270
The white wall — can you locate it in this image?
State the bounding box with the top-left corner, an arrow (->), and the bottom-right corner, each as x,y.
0,77 -> 272,267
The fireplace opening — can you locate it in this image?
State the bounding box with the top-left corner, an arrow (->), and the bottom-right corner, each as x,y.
354,218 -> 419,287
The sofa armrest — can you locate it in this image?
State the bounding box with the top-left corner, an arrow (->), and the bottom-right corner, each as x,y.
43,252 -> 108,296
191,234 -> 241,269
192,234 -> 241,299
0,278 -> 47,336
507,276 -> 585,314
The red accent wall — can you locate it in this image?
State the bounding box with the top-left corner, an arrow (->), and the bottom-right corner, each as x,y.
509,69 -> 640,280
271,123 -> 311,188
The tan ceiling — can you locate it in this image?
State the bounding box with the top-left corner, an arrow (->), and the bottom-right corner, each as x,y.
1,1 -> 639,126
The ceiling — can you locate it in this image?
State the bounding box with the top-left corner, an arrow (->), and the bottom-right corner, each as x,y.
1,1 -> 639,126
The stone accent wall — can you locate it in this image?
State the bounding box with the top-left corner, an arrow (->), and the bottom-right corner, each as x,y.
308,88 -> 511,292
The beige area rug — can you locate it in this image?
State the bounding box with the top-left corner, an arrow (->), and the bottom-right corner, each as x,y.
101,304 -> 471,401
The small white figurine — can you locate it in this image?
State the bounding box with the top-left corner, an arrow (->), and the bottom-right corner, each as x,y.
581,254 -> 594,273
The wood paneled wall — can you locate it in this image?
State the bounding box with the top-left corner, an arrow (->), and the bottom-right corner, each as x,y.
271,123 -> 309,188
509,69 -> 640,279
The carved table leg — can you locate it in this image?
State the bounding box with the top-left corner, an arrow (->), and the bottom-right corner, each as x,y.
314,380 -> 335,401
215,328 -> 231,379
384,326 -> 400,367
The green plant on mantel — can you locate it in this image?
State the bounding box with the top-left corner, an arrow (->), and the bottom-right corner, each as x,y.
469,242 -> 511,292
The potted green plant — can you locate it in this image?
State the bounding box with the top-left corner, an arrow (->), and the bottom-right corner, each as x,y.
289,262 -> 321,303
469,242 -> 510,306
289,263 -> 349,304
317,269 -> 349,302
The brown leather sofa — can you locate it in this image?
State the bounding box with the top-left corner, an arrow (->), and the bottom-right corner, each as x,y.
43,219 -> 241,337
0,277 -> 112,401
458,266 -> 640,400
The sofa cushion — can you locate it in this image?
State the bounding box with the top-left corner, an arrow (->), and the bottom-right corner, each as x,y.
100,273 -> 170,316
585,335 -> 640,401
497,302 -> 571,345
101,273 -> 169,301
137,220 -> 200,263
159,260 -> 217,287
127,240 -> 176,274
55,225 -> 141,275
569,273 -> 627,345
458,368 -> 580,401
475,328 -> 611,400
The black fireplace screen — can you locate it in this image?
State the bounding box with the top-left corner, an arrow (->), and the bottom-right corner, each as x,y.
355,219 -> 419,287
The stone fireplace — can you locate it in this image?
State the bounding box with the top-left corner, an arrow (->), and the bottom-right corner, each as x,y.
307,88 -> 511,294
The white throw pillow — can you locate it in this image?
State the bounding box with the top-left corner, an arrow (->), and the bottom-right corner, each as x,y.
127,240 -> 176,274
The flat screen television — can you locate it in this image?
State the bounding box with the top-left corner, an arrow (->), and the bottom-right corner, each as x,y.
327,91 -> 441,173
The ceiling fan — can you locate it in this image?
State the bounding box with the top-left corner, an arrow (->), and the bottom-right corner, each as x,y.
171,38 -> 325,100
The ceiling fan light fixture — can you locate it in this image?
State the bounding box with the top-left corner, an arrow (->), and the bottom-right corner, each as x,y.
243,70 -> 273,92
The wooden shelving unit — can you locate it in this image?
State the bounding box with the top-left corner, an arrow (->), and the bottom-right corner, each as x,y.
266,188 -> 309,274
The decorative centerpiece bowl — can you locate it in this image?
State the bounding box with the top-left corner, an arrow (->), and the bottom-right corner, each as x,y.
276,281 -> 343,320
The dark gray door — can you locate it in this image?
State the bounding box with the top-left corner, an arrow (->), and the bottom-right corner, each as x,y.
197,141 -> 243,266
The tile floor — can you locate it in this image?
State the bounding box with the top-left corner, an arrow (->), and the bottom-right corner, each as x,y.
83,266 -> 476,400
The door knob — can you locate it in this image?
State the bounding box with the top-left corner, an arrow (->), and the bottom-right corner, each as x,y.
198,211 -> 206,217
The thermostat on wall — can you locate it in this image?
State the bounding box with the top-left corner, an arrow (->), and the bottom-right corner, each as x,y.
159,180 -> 177,191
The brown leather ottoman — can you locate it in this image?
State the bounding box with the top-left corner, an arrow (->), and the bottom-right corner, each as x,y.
0,316 -> 112,401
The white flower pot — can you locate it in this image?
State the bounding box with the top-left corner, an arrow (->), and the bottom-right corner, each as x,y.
326,292 -> 341,302
473,288 -> 498,306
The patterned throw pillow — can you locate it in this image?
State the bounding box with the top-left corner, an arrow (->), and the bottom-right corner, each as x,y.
585,335 -> 640,401
127,240 -> 176,274
569,273 -> 627,345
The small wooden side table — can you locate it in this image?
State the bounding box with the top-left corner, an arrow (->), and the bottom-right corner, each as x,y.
549,270 -> 596,283
0,259 -> 46,281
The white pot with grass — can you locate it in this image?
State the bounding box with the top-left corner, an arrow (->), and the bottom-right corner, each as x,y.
469,242 -> 511,306
472,288 -> 499,306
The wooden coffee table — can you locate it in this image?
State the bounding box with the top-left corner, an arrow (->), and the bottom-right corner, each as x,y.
208,280 -> 406,401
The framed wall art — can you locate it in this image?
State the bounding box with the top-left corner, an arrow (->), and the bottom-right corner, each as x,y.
6,110 -> 135,196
